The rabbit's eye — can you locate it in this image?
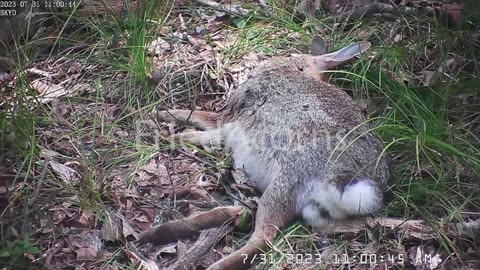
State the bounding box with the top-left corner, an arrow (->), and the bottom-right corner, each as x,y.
297,66 -> 304,71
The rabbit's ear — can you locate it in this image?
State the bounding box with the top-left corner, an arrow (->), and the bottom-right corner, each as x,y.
320,41 -> 371,68
310,35 -> 328,56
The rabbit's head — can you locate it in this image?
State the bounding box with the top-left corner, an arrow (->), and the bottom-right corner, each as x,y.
303,35 -> 371,81
252,36 -> 371,82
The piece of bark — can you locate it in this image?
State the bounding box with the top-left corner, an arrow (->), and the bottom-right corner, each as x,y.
316,217 -> 480,240
167,227 -> 231,270
192,0 -> 250,17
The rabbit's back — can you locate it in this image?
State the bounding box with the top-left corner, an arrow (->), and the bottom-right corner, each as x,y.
224,68 -> 367,133
222,66 -> 389,224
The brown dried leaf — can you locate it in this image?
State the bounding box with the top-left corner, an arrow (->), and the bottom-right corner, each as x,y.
158,243 -> 177,255
30,80 -> 68,103
146,37 -> 171,56
133,211 -> 150,223
39,148 -> 62,159
422,71 -> 436,86
141,159 -> 167,176
131,220 -> 152,231
68,230 -> 102,260
69,83 -> 96,94
49,160 -> 79,182
50,98 -> 68,117
99,104 -> 119,121
51,207 -> 76,224
74,210 -> 93,228
123,221 -> 139,240
40,218 -> 54,233
136,159 -> 170,186
101,212 -> 122,242
140,208 -> 156,220
187,35 -> 210,52
75,247 -> 98,260
135,172 -> 154,187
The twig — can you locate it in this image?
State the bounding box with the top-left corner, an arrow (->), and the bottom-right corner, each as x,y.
28,158 -> 50,208
22,158 -> 49,233
126,242 -> 160,270
43,239 -> 65,266
167,226 -> 232,270
170,199 -> 220,208
192,0 -> 250,17
317,217 -> 480,240
178,149 -> 213,167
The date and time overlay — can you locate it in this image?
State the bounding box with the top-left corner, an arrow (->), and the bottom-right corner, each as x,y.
240,252 -> 438,267
0,1 -> 78,16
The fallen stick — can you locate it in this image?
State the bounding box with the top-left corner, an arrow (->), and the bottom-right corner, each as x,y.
317,217 -> 480,240
167,226 -> 231,270
192,0 -> 250,17
126,242 -> 160,270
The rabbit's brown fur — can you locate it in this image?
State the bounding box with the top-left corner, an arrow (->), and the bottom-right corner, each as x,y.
143,37 -> 390,270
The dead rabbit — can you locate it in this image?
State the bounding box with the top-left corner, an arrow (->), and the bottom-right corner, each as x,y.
140,35 -> 390,270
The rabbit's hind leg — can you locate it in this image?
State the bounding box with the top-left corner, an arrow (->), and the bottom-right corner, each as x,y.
208,181 -> 296,270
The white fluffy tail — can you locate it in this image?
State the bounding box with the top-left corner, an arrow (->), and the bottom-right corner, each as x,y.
300,177 -> 383,228
341,178 -> 382,215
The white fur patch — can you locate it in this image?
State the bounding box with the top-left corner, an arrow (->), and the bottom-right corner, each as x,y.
301,203 -> 332,227
224,123 -> 270,191
298,184 -> 344,227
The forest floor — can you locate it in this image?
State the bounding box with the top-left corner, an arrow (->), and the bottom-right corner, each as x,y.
0,0 -> 479,269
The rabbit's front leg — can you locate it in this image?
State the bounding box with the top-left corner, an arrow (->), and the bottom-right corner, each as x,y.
153,109 -> 220,130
